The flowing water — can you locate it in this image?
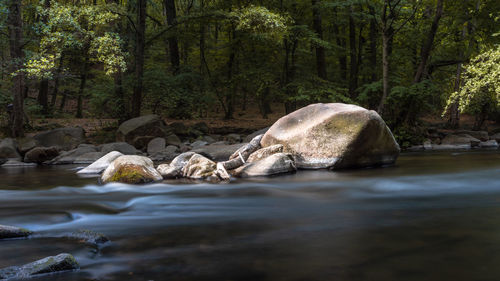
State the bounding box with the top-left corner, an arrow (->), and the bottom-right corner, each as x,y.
1,151 -> 500,281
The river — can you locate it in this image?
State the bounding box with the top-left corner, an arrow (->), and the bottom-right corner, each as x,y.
0,151 -> 499,281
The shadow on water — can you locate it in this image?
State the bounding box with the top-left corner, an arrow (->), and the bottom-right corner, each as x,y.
0,151 -> 499,280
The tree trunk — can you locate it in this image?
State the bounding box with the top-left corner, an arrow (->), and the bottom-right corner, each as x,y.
132,0 -> 146,117
348,6 -> 357,97
311,0 -> 327,80
37,0 -> 51,115
378,32 -> 390,114
164,0 -> 180,75
332,10 -> 347,81
76,56 -> 89,118
7,0 -> 25,137
414,0 -> 443,83
369,5 -> 378,82
50,53 -> 64,107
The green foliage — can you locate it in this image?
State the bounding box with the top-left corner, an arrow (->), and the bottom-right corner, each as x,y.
445,45 -> 500,117
231,5 -> 288,39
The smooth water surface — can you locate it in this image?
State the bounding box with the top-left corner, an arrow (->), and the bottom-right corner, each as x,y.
0,151 -> 499,281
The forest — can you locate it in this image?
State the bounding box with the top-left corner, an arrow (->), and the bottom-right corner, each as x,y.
1,0 -> 499,147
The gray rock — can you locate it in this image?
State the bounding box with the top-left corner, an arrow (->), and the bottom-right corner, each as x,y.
261,103 -> 400,169
156,152 -> 195,178
165,134 -> 182,147
423,139 -> 433,150
24,146 -> 59,163
149,145 -> 180,162
34,127 -> 85,150
479,140 -> 499,148
67,229 -> 109,246
0,225 -> 32,239
182,154 -> 217,179
429,144 -> 471,150
247,144 -> 284,163
47,146 -> 98,165
101,155 -> 163,184
233,153 -> 296,177
456,130 -> 489,141
202,135 -> 216,144
224,133 -> 242,144
244,127 -> 270,143
0,138 -> 20,159
192,122 -> 210,134
491,133 -> 500,143
441,134 -> 480,147
17,137 -> 37,154
116,115 -> 171,144
73,152 -> 107,164
100,142 -> 139,155
191,140 -> 208,148
0,253 -> 78,279
147,138 -> 166,155
1,160 -> 37,167
77,151 -> 124,174
192,143 -> 246,162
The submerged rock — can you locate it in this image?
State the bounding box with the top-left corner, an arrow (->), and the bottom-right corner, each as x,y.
0,253 -> 79,279
101,155 -> 163,184
68,229 -> 109,246
77,151 -> 124,174
157,152 -> 195,179
233,153 -> 296,177
182,154 -> 216,179
0,225 -> 32,239
261,103 -> 400,169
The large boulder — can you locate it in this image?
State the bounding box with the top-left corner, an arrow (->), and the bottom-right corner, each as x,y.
16,137 -> 37,154
116,115 -> 172,144
181,154 -> 216,179
233,153 -> 296,177
77,151 -> 123,174
261,103 -> 400,169
156,152 -> 195,179
0,225 -> 32,239
0,138 -> 20,159
0,253 -> 78,279
33,127 -> 85,150
101,155 -> 163,184
24,146 -> 59,163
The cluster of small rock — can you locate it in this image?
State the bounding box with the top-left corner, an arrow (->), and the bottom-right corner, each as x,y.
409,129 -> 500,151
75,103 -> 402,183
0,115 -> 257,168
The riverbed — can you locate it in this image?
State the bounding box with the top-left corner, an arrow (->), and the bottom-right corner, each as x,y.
1,151 -> 499,280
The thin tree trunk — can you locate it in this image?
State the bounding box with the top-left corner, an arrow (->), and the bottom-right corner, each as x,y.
369,5 -> 378,82
165,0 -> 180,75
414,0 -> 443,83
312,0 -> 327,80
348,6 -> 357,97
76,56 -> 89,118
37,0 -> 51,115
50,53 -> 64,107
132,0 -> 146,117
332,10 -> 347,81
7,0 -> 25,137
378,32 -> 390,114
